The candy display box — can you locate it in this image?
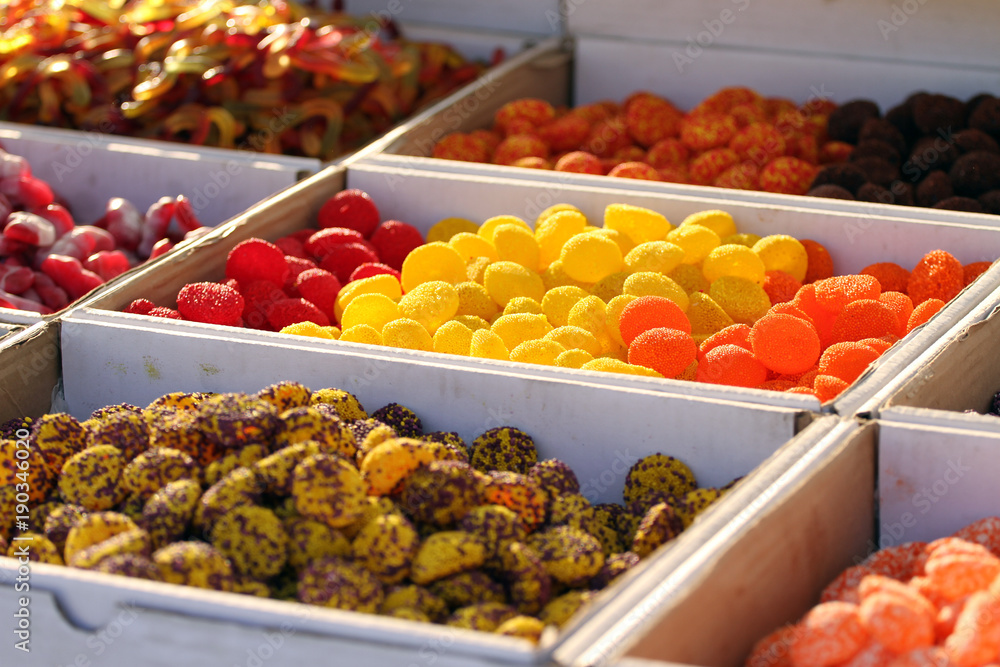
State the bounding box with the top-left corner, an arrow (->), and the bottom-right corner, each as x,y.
64,160 -> 1000,414
551,418 -> 1000,667
0,314 -> 827,667
359,35 -> 1000,226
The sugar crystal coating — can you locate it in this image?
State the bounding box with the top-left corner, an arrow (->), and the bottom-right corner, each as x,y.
211,505 -> 288,579
153,541 -> 235,591
529,525 -> 605,586
292,453 -> 365,528
59,445 -> 126,511
470,427 -> 538,474
142,479 -> 201,550
351,513 -> 420,584
623,454 -> 697,504
430,570 -> 506,609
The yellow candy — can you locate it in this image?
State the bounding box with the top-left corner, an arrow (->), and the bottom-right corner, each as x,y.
491,313 -> 553,350
427,217 -> 479,243
622,272 -> 690,311
709,276 -> 772,325
335,274 -> 402,321
455,281 -> 499,321
322,326 -> 342,339
588,228 -> 634,256
603,203 -> 672,245
605,294 -> 639,347
340,293 -> 400,332
483,261 -> 545,307
702,244 -> 766,285
432,320 -> 473,356
541,286 -> 589,328
478,215 -> 531,242
340,324 -> 383,346
449,232 -> 498,263
361,438 -> 450,496
624,241 -> 686,275
752,235 -> 808,282
722,232 -> 762,248
280,322 -> 336,339
503,297 -> 544,316
510,339 -> 566,366
535,203 -> 583,227
580,358 -> 664,378
567,296 -> 613,353
559,233 -> 623,283
493,224 -> 540,271
382,318 -> 434,351
555,349 -> 594,369
680,209 -> 737,239
541,260 -> 591,291
666,225 -> 720,265
590,271 -> 629,303
535,210 -> 587,269
466,256 -> 491,284
469,329 -> 510,360
544,325 -> 601,357
398,281 -> 460,333
668,263 -> 711,295
686,292 -> 735,336
453,315 -> 491,331
400,242 -> 467,293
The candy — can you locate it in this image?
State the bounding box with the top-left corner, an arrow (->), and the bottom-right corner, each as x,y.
789,602 -> 869,667
293,453 -> 365,529
64,512 -> 138,564
382,318 -> 434,351
629,327 -> 697,379
559,233 -> 624,283
411,531 -> 487,585
121,447 -> 196,500
704,244 -> 767,285
491,313 -> 553,351
483,472 -> 547,530
632,502 -> 683,558
484,261 -> 546,307
318,190 -> 380,237
311,388 -> 367,421
471,427 -> 538,475
815,275 -> 882,314
351,513 -> 420,585
176,282 -> 243,327
667,224 -> 721,265
298,556 -> 384,613
697,344 -> 768,388
908,250 -> 965,305
58,445 -> 126,511
710,276 -> 772,325
751,314 -> 822,375
370,221 -> 425,272
831,299 -> 899,343
226,238 -> 289,287
142,479 -> 201,550
529,525 -> 605,586
433,320 -> 474,355
398,280 -> 460,333
819,342 -> 881,383
470,328 -> 510,360
292,269 -> 341,322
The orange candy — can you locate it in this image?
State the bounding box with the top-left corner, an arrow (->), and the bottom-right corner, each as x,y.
859,337 -> 895,354
963,261 -> 993,286
952,517 -> 1000,557
758,157 -> 818,196
747,625 -> 799,667
760,379 -> 798,392
770,302 -> 815,325
785,386 -> 818,397
907,299 -> 946,334
813,374 -> 850,402
889,647 -> 959,667
815,275 -> 882,315
619,296 -> 692,346
699,323 -> 752,360
859,592 -> 935,653
925,552 -> 1000,601
908,250 -> 964,306
680,113 -> 738,152
627,327 -> 697,379
696,344 -> 767,388
689,148 -> 740,185
944,592 -> 1000,666
879,292 -> 915,337
821,565 -> 877,605
861,262 -> 911,294
788,601 -> 869,667
864,542 -> 929,581
763,271 -> 804,305
750,313 -> 821,375
797,368 -> 820,389
801,240 -> 835,284
819,342 -> 881,384
830,299 -> 899,344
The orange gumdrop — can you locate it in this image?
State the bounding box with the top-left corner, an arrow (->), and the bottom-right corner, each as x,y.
822,565 -> 877,605
858,575 -> 936,617
788,602 -> 869,667
763,271 -> 804,305
696,344 -> 768,388
861,262 -> 911,294
858,337 -> 894,354
750,313 -> 821,375
906,299 -> 946,334
797,367 -> 820,388
769,302 -> 815,325
785,386 -> 818,397
699,323 -> 752,360
831,299 -> 899,344
878,292 -> 914,337
858,591 -> 934,654
801,240 -> 835,284
819,342 -> 881,383
760,379 -> 798,392
936,598 -> 966,644
925,552 -> 1000,601
964,261 -> 993,286
814,275 -> 882,315
747,625 -> 799,667
840,641 -> 896,667
944,591 -> 1000,666
952,516 -> 1000,557
863,542 -> 929,580
619,295 -> 692,346
627,327 -> 697,378
792,284 -> 837,346
907,250 -> 963,306
890,647 -> 959,667
814,374 -> 850,402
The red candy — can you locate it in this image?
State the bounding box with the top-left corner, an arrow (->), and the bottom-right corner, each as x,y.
317,189 -> 380,237
266,298 -> 330,330
124,299 -> 156,315
176,282 -> 244,327
292,268 -> 341,322
226,238 -> 290,287
349,262 -> 401,282
370,220 -> 424,271
318,242 -> 380,283
304,227 -> 367,259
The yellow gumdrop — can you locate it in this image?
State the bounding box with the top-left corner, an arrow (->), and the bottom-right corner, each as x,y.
567,295 -> 613,353
427,217 -> 479,243
588,228 -> 635,256
322,326 -> 341,339
493,224 -> 540,271
400,242 -> 467,293
709,276 -> 772,325
722,232 -> 761,248
491,313 -> 553,350
466,256 -> 491,284
449,232 -> 498,263
555,349 -> 594,369
382,318 -> 434,351
469,328 -> 510,360
340,324 -> 383,346
590,272 -> 629,303
535,210 -> 587,268
680,210 -> 737,239
398,281 -> 460,333
702,244 -> 766,285
483,261 -> 545,308
432,320 -> 473,356
541,286 -> 590,328
624,241 -> 686,275
752,235 -> 808,282
478,215 -> 531,242
604,341 -> 629,362
340,293 -> 400,332
605,294 -> 639,347
603,203 -> 672,245
623,272 -> 690,311
535,203 -> 583,227
335,274 -> 403,321
544,326 -> 601,357
669,264 -> 711,295
677,359 -> 699,381
666,224 -> 720,265
581,358 -> 664,378
687,292 -> 735,336
510,339 -> 566,366
559,233 -> 623,283
541,260 -> 591,291
280,322 -> 336,339
455,281 -> 500,320
453,315 -> 491,331
503,297 -> 544,316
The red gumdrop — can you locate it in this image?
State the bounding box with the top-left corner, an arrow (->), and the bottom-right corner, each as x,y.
369,220 -> 424,271
619,295 -> 692,346
32,275 -> 68,311
275,235 -> 308,259
292,268 -> 341,322
349,262 -> 401,282
84,251 -> 132,282
226,238 -> 290,286
0,266 -> 33,295
76,226 -> 116,253
303,227 -> 367,260
4,211 -> 57,247
101,198 -> 142,251
124,299 -> 156,315
149,238 -> 175,259
40,254 -> 104,300
239,280 -> 286,331
36,204 -> 75,237
173,195 -> 202,233
318,242 -> 380,283
176,282 -> 244,327
0,290 -> 51,314
284,256 -> 317,290
317,189 -> 380,237
266,298 -> 330,330
137,196 -> 176,258
148,307 -> 182,320
2,176 -> 54,210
